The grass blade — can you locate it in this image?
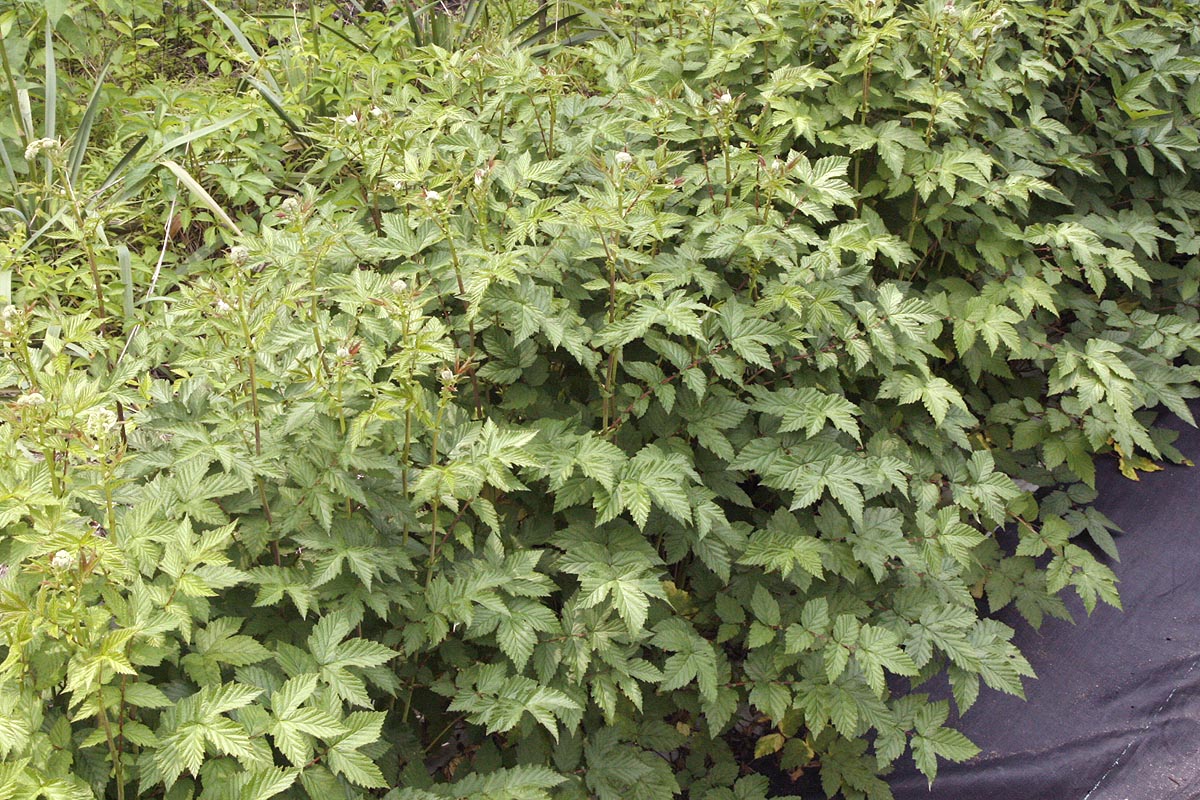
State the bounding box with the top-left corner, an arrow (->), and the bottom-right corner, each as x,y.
160,159 -> 243,237
198,0 -> 281,94
117,244 -> 134,324
153,111 -> 253,158
402,0 -> 426,47
509,3 -> 549,38
241,76 -> 307,139
516,13 -> 583,48
532,28 -> 603,57
67,48 -> 118,185
43,19 -> 55,140
95,134 -> 148,197
0,140 -> 24,219
256,14 -> 372,53
462,0 -> 487,37
16,87 -> 34,142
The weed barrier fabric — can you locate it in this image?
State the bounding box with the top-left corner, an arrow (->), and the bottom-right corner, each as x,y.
885,416 -> 1200,800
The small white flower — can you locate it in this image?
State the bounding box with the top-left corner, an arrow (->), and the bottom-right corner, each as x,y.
24,137 -> 61,161
474,168 -> 487,187
391,278 -> 409,294
771,158 -> 783,172
82,407 -> 118,438
717,92 -> 733,106
215,299 -> 233,314
615,150 -> 633,166
440,368 -> 455,382
16,391 -> 46,408
50,550 -> 72,570
424,189 -> 441,202
370,106 -> 385,118
344,112 -> 359,125
279,196 -> 301,216
228,245 -> 250,266
336,345 -> 351,359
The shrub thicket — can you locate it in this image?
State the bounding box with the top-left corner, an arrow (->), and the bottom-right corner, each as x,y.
2,1 -> 1200,798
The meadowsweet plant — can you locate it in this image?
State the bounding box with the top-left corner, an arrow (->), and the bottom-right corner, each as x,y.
2,0 -> 1200,799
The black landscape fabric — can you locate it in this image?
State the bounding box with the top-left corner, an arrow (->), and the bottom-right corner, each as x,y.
886,416 -> 1200,800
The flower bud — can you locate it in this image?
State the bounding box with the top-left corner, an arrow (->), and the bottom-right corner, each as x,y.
229,245 -> 250,266
424,189 -> 442,202
615,151 -> 633,166
440,367 -> 455,382
50,550 -> 72,570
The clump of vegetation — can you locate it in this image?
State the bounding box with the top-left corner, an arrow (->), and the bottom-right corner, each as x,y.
2,0 -> 1199,798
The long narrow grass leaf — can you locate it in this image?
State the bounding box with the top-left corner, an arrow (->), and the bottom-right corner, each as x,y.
241,76 -> 307,139
17,87 -> 33,142
402,0 -> 426,47
0,142 -> 23,218
17,204 -> 71,253
463,0 -> 487,36
532,28 -> 603,57
117,244 -> 134,324
160,159 -> 243,237
43,20 -> 55,140
153,111 -> 253,158
95,134 -> 148,197
67,48 -> 118,185
198,0 -> 281,94
555,0 -> 616,40
257,15 -> 372,53
509,4 -> 549,38
517,13 -> 583,49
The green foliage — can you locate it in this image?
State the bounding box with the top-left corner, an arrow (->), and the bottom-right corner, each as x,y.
2,0 -> 1200,798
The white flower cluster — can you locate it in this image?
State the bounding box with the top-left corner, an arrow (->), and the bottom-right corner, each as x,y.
16,391 -> 47,408
615,150 -> 633,167
279,196 -> 301,218
50,550 -> 73,570
0,304 -> 19,334
82,406 -> 118,438
24,137 -> 61,161
228,245 -> 250,266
